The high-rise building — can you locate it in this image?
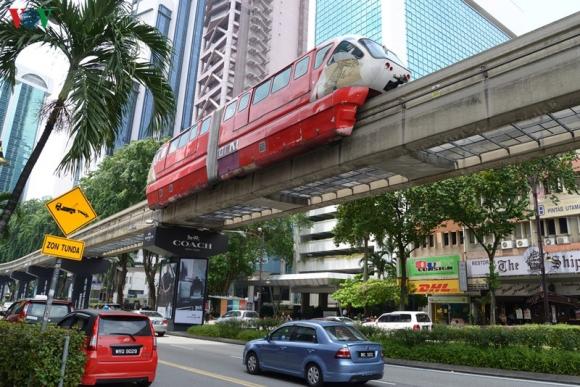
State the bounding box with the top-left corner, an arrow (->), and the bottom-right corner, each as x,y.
195,0 -> 308,119
296,0 -> 516,291
0,73 -> 49,194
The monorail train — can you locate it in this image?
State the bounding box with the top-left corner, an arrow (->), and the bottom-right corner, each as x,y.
146,36 -> 410,209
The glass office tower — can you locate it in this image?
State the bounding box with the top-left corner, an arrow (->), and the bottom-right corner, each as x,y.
315,0 -> 514,78
0,75 -> 48,193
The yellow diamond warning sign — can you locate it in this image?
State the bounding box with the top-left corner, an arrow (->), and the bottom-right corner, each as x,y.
41,235 -> 85,261
46,187 -> 97,236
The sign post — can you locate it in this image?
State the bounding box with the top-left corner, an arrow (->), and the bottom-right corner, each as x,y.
41,187 -> 96,332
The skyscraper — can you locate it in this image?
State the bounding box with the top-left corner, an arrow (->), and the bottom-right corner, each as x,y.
296,0 -> 516,280
0,74 -> 48,194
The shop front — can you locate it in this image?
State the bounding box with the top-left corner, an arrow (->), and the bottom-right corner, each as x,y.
407,255 -> 469,324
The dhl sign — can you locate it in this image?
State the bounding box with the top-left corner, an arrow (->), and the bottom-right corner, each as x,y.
409,279 -> 461,294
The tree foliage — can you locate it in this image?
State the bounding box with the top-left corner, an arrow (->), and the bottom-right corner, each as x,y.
331,278 -> 399,310
80,138 -> 163,218
0,0 -> 175,235
0,199 -> 59,262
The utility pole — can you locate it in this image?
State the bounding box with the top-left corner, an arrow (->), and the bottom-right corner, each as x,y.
41,258 -> 62,332
530,179 -> 551,324
257,227 -> 264,316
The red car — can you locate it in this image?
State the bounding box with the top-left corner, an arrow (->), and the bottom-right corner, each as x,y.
58,309 -> 157,386
2,296 -> 73,324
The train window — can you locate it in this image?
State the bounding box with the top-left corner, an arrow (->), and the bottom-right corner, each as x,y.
169,138 -> 179,153
189,123 -> 199,140
271,67 -> 291,93
238,93 -> 250,112
177,129 -> 190,148
328,41 -> 364,64
294,56 -> 310,79
223,101 -> 237,121
200,117 -> 212,134
253,79 -> 271,105
314,44 -> 332,69
360,38 -> 388,59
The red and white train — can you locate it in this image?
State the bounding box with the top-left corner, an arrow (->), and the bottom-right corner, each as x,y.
146,36 -> 410,209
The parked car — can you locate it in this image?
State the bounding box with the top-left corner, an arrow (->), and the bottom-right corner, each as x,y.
243,320 -> 383,386
58,309 -> 157,386
216,310 -> 259,324
134,310 -> 168,336
94,303 -> 123,311
1,296 -> 73,324
364,311 -> 432,331
313,316 -> 356,325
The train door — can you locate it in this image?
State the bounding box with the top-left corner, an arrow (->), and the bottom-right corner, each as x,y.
233,93 -> 251,132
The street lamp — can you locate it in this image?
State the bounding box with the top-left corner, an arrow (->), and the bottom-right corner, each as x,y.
530,177 -> 551,324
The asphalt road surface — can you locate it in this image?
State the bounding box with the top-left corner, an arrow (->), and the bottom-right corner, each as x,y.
120,334 -> 578,387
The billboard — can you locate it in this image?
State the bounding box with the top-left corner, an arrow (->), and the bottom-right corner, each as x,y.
407,255 -> 460,279
174,258 -> 208,325
157,261 -> 177,320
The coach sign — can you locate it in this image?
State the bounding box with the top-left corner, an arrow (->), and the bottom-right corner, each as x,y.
143,225 -> 228,257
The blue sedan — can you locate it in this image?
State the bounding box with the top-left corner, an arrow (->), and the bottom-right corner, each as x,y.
243,320 -> 383,386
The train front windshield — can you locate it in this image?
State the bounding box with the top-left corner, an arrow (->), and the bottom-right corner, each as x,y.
359,38 -> 405,67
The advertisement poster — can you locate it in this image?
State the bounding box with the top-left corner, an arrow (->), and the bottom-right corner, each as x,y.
174,258 -> 208,325
407,255 -> 460,279
157,262 -> 176,320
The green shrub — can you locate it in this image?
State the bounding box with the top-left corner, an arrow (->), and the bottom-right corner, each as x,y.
237,330 -> 265,341
0,321 -> 86,387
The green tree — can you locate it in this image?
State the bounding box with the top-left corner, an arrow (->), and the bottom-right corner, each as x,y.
143,250 -> 163,308
0,199 -> 59,262
431,168 -> 531,325
332,278 -> 399,313
0,0 -> 175,235
80,138 -> 163,218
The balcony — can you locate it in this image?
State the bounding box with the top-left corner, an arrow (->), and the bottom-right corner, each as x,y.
299,238 -> 354,256
299,219 -> 337,236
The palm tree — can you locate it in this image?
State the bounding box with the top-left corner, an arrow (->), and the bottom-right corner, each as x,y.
0,0 -> 175,235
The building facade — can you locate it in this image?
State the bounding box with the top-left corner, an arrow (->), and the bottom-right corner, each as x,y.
294,0 -> 515,315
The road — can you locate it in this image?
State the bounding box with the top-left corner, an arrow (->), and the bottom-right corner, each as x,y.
138,335 -> 576,387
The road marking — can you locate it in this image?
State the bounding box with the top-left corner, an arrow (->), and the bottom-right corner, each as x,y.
375,381 -> 396,385
158,359 -> 265,387
231,355 -> 243,359
385,364 -> 574,386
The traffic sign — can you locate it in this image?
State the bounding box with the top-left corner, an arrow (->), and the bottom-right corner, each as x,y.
46,187 -> 97,236
41,235 -> 85,261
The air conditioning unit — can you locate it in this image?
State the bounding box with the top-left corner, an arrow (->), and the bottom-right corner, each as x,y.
544,237 -> 556,246
556,236 -> 570,244
516,239 -> 529,248
501,240 -> 514,249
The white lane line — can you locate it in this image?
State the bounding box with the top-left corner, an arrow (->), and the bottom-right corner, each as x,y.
375,381 -> 396,385
385,364 -> 575,386
231,355 -> 243,359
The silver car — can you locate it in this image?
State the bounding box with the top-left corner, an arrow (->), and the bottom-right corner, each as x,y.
134,310 -> 168,336
216,310 -> 259,324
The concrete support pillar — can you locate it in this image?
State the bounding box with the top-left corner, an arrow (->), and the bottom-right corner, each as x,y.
28,266 -> 53,296
11,271 -> 36,299
84,275 -> 92,309
71,274 -> 93,309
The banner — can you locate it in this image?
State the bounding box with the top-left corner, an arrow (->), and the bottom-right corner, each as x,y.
409,279 -> 461,294
407,255 -> 460,279
143,226 -> 228,258
467,248 -> 580,277
174,258 -> 208,325
156,262 -> 177,319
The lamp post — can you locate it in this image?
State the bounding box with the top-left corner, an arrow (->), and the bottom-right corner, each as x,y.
530,177 -> 551,324
257,227 -> 265,317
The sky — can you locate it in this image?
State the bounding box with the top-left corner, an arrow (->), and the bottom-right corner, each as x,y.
476,0 -> 580,35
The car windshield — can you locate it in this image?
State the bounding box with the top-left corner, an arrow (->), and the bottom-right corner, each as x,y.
244,312 -> 258,318
27,303 -> 69,318
98,316 -> 152,336
140,311 -> 163,318
324,325 -> 367,342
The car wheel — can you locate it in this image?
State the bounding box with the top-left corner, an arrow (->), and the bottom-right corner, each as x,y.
157,332 -> 165,337
246,351 -> 260,375
305,363 -> 323,387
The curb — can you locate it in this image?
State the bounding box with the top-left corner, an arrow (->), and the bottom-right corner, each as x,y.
168,332 -> 579,385
384,358 -> 580,385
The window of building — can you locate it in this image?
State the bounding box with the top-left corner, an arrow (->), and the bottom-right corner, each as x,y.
443,233 -> 449,246
271,67 -> 291,93
458,231 -> 464,245
294,56 -> 310,79
468,231 -> 476,244
200,117 -> 211,134
223,101 -> 237,121
238,93 -> 250,112
314,44 -> 332,69
543,219 -> 556,236
252,79 -> 271,105
559,218 -> 569,234
422,237 -> 427,248
429,234 -> 434,247
451,232 -> 457,245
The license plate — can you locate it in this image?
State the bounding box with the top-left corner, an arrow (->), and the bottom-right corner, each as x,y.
358,351 -> 375,358
112,346 -> 141,356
